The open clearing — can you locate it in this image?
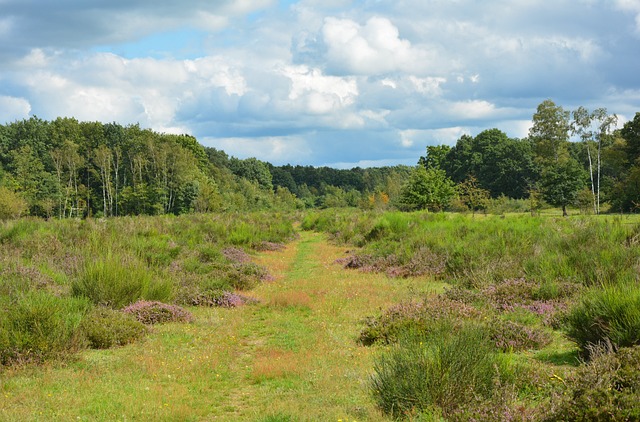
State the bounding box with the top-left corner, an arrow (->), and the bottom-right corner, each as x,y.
1,231 -> 440,421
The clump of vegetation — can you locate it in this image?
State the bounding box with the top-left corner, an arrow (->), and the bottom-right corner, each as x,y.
191,290 -> 258,308
564,282 -> 640,358
122,301 -> 193,325
543,345 -> 640,421
79,306 -> 148,349
489,319 -> 552,352
0,291 -> 89,365
359,297 -> 481,346
71,253 -> 173,308
370,322 -> 508,419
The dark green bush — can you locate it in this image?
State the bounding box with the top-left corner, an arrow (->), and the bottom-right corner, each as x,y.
0,291 -> 90,365
565,283 -> 640,357
79,306 -> 148,349
370,322 -> 507,419
544,346 -> 640,421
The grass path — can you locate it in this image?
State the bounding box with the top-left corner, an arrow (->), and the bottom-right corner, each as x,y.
1,231 -> 443,421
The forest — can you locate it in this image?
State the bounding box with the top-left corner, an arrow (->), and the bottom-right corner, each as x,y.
1,99 -> 640,220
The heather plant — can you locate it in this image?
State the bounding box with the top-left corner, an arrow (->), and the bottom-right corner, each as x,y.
489,318 -> 552,352
79,306 -> 148,349
122,301 -> 193,325
370,321 -> 508,419
359,297 -> 481,345
543,345 -> 640,421
0,291 -> 90,365
564,282 -> 640,357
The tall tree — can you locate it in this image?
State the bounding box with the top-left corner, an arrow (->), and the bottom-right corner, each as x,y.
529,99 -> 571,165
572,106 -> 617,214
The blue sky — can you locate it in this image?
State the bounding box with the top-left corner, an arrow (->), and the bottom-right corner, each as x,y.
1,0 -> 639,168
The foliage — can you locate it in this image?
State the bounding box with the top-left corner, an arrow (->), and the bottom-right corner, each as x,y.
0,291 -> 90,365
359,297 -> 480,345
370,322 -> 507,419
540,158 -> 586,216
543,346 -> 640,421
564,282 -> 640,357
0,187 -> 28,220
397,166 -> 457,211
122,301 -> 193,325
79,306 -> 148,349
71,253 -> 173,308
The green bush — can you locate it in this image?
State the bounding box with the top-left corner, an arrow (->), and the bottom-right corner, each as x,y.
79,306 -> 148,349
543,346 -> 640,421
0,291 -> 90,365
71,253 -> 172,308
565,283 -> 640,357
370,322 -> 506,419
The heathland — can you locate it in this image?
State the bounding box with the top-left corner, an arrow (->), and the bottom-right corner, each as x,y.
2,210 -> 640,421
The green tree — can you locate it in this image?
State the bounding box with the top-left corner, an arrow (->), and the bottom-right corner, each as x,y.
457,176 -> 490,215
419,145 -> 451,170
529,99 -> 571,165
540,158 -> 585,217
398,167 -> 456,212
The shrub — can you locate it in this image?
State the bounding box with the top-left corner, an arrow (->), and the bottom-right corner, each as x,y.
370,322 -> 506,419
564,283 -> 640,357
188,290 -> 257,308
0,291 -> 90,365
543,345 -> 640,421
489,319 -> 552,352
72,253 -> 172,308
79,306 -> 148,349
122,301 -> 193,325
359,297 -> 480,346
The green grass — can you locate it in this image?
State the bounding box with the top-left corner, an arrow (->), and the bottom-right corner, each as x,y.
3,210 -> 640,420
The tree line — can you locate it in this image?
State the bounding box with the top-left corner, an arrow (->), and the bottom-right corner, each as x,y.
0,117 -> 410,218
1,101 -> 639,219
406,100 -> 640,215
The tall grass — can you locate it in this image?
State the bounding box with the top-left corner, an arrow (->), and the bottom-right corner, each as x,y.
71,253 -> 172,308
565,282 -> 640,357
371,321 -> 507,419
0,291 -> 90,364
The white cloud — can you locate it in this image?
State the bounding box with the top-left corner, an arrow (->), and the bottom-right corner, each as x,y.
0,96 -> 31,123
448,100 -> 497,119
281,64 -> 358,114
204,135 -> 312,164
409,76 -> 446,97
321,16 -> 434,75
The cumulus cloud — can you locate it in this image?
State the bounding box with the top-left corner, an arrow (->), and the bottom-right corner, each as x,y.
0,95 -> 31,123
1,0 -> 639,167
320,16 -> 435,75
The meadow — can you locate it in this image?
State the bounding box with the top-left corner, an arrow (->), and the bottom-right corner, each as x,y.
1,210 -> 640,421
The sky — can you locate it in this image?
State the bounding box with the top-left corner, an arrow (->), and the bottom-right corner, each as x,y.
1,0 -> 639,168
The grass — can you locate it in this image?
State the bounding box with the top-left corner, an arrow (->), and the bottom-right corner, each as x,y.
0,229 -> 424,421
3,210 -> 640,420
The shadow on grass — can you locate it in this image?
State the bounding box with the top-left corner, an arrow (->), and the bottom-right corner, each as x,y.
535,349 -> 581,367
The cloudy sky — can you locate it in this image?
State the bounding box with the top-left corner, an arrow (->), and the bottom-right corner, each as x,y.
1,0 -> 639,168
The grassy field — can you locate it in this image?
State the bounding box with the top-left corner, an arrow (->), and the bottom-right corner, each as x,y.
1,229 -> 439,421
2,211 -> 640,421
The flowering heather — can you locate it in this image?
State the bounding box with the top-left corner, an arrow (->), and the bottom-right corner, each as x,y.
489,319 -> 552,352
360,297 -> 481,345
222,247 -> 252,263
190,291 -> 258,308
122,301 -> 193,325
255,241 -> 285,252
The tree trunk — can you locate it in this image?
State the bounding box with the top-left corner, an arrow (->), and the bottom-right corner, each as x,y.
562,204 -> 568,217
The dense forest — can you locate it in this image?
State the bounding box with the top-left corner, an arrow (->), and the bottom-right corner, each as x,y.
1,99 -> 639,219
